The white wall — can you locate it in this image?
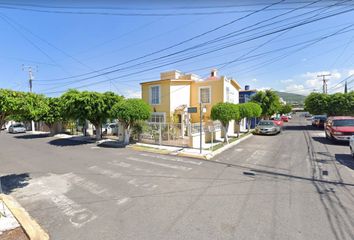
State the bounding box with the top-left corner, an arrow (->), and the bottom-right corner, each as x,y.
224,80 -> 239,104
170,85 -> 191,111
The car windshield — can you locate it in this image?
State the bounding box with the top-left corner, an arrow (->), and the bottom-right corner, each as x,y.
333,119 -> 354,126
258,121 -> 274,126
313,115 -> 326,120
13,124 -> 24,128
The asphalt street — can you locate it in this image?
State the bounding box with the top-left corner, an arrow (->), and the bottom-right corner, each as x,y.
1,113 -> 354,240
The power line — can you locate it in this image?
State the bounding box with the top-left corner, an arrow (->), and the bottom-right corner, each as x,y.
37,0 -> 336,88
41,23 -> 354,95
35,0 -> 288,82
0,2 -> 339,16
38,0 -> 350,86
41,21 -> 354,94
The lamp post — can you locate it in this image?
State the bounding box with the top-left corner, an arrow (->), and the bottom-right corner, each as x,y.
199,103 -> 207,154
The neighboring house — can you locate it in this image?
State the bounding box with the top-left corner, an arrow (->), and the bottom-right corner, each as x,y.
239,85 -> 258,129
239,85 -> 257,103
141,69 -> 241,124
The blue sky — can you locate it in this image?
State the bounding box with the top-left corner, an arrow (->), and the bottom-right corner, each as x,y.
1,0 -> 354,97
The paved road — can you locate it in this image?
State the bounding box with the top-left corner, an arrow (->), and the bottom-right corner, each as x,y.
1,114 -> 354,240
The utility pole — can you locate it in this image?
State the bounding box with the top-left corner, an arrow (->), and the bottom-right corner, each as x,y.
22,65 -> 37,132
344,80 -> 348,93
317,73 -> 331,94
199,103 -> 202,154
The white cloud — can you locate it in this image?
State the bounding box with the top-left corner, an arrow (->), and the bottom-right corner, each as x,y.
280,79 -> 293,84
348,69 -> 354,76
251,78 -> 257,82
302,70 -> 341,81
301,70 -> 341,91
257,87 -> 272,91
285,84 -> 304,92
123,89 -> 141,98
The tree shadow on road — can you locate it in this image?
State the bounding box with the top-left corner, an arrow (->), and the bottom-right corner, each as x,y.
48,138 -> 93,147
97,141 -> 126,148
283,125 -> 322,131
335,154 -> 354,171
0,173 -> 30,194
14,133 -> 50,139
312,137 -> 349,146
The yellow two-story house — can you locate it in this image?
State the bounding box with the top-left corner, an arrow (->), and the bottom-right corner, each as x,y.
141,69 -> 241,126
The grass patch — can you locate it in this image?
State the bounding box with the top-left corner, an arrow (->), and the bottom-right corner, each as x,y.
130,145 -> 171,154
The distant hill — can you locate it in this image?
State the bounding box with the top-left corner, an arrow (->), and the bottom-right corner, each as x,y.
275,91 -> 306,104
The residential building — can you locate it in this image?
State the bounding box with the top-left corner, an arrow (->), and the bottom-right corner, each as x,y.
239,85 -> 258,129
140,69 -> 242,147
141,69 -> 241,124
239,85 -> 257,103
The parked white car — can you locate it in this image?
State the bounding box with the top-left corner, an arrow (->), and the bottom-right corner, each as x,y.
102,123 -> 118,135
350,135 -> 354,159
8,123 -> 26,133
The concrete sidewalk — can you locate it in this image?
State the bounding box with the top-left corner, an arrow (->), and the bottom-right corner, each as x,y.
131,132 -> 253,160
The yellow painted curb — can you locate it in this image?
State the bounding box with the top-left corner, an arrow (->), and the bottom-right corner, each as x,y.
128,145 -> 172,155
177,152 -> 209,160
0,194 -> 49,240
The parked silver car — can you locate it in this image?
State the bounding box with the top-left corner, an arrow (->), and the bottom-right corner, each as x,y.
102,123 -> 118,135
8,123 -> 26,133
350,135 -> 354,159
254,120 -> 281,135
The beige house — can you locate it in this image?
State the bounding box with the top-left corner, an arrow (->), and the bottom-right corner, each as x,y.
140,69 -> 242,148
141,69 -> 241,124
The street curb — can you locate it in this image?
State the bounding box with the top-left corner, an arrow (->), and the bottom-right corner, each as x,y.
127,145 -> 172,155
176,152 -> 210,160
127,134 -> 253,160
0,194 -> 49,240
211,133 -> 253,157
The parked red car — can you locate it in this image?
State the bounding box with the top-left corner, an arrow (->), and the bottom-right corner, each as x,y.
281,115 -> 289,122
271,117 -> 284,127
325,116 -> 354,141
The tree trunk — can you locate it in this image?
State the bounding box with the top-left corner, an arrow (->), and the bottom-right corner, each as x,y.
237,120 -> 241,138
48,124 -> 55,137
0,114 -> 6,132
223,123 -> 229,144
124,125 -> 130,145
95,124 -> 102,140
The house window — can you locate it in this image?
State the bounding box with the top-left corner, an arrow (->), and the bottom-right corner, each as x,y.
226,87 -> 230,102
149,113 -> 165,123
150,85 -> 160,105
199,87 -> 211,104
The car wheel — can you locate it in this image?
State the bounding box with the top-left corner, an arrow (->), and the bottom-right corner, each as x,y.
325,131 -> 330,139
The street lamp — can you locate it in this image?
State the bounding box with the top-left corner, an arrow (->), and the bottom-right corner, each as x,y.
199,103 -> 207,154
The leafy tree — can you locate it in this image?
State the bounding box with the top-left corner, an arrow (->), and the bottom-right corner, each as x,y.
304,93 -> 329,115
234,104 -> 245,138
61,89 -> 123,140
304,92 -> 354,116
110,98 -> 150,144
279,104 -> 292,115
241,102 -> 262,132
327,92 -> 354,116
251,90 -> 281,119
40,97 -> 63,136
0,89 -> 25,131
19,93 -> 49,122
211,102 -> 237,143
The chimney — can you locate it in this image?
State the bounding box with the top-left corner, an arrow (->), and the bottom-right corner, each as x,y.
211,69 -> 217,77
245,85 -> 250,90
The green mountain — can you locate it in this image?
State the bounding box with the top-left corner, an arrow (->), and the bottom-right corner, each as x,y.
275,91 -> 306,104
